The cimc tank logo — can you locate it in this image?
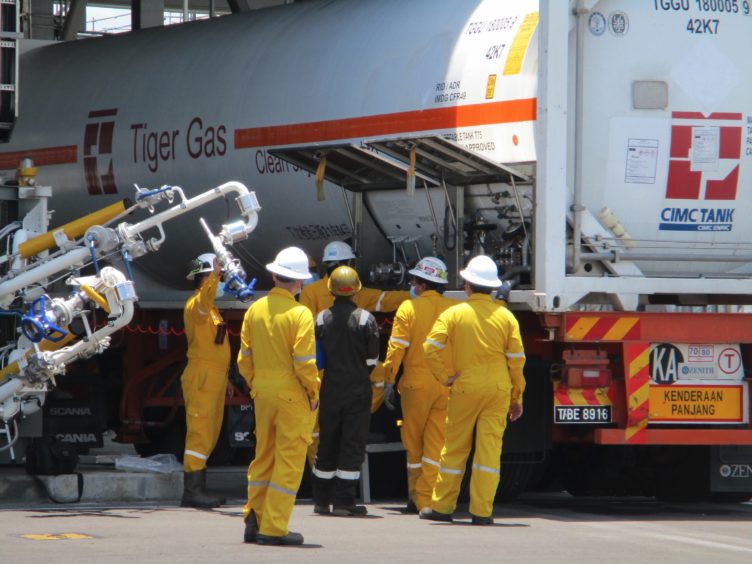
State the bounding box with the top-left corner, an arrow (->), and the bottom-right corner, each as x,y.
84,109 -> 118,195
660,111 -> 743,232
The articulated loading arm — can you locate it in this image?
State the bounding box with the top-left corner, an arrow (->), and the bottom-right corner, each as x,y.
0,181 -> 260,307
0,181 -> 261,452
0,267 -> 135,423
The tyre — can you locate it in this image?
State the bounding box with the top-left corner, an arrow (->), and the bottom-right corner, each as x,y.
711,492 -> 752,503
496,452 -> 540,502
141,407 -> 186,461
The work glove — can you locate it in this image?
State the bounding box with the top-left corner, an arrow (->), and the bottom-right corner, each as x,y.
383,383 -> 396,411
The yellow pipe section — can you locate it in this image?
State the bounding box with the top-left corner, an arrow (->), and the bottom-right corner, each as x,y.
0,358 -> 23,380
19,199 -> 130,258
80,285 -> 110,314
0,331 -> 76,384
40,331 -> 76,350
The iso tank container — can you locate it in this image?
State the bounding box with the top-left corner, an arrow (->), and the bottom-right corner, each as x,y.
1,0 -> 751,304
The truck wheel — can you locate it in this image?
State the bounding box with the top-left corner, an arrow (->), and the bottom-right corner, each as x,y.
711,492 -> 752,503
457,451 -> 538,502
496,453 -> 539,502
232,447 -> 255,466
140,408 -> 186,461
653,446 -> 709,502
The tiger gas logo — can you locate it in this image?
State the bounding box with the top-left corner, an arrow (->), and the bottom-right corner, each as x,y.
84,109 -> 118,195
660,111 -> 743,232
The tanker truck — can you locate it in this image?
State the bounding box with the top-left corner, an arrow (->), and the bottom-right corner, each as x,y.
1,0 -> 752,500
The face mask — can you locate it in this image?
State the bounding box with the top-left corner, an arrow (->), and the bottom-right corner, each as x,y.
293,281 -> 303,296
215,282 -> 225,299
409,286 -> 418,299
303,273 -> 320,288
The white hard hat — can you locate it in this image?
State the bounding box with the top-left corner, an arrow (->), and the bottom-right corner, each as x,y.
322,241 -> 356,263
266,246 -> 312,280
460,255 -> 501,288
409,257 -> 449,284
186,253 -> 217,280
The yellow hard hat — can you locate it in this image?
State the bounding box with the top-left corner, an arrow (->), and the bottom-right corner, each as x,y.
327,265 -> 362,297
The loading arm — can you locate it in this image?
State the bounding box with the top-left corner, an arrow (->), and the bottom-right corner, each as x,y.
0,181 -> 261,452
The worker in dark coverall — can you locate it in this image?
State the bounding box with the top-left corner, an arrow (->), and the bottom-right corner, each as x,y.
300,240 -> 409,469
312,265 -> 381,516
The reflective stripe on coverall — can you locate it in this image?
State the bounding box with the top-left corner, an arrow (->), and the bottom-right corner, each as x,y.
238,287 -> 319,537
382,290 -> 458,510
313,301 -> 380,507
423,293 -> 526,518
181,271 -> 230,472
299,275 -> 409,466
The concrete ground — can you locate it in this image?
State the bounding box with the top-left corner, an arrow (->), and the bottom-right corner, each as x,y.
1,494 -> 752,563
3,438 -> 752,562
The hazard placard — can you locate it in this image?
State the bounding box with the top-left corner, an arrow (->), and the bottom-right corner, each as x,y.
649,383 -> 747,424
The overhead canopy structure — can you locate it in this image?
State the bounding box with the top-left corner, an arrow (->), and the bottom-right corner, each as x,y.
26,0 -> 294,40
268,135 -> 530,193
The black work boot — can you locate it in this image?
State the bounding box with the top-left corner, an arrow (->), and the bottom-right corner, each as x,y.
404,499 -> 418,514
419,507 -> 453,522
243,510 -> 259,543
471,514 -> 494,526
257,531 -> 305,546
332,504 -> 368,517
201,469 -> 226,505
181,470 -> 223,509
313,504 -> 331,515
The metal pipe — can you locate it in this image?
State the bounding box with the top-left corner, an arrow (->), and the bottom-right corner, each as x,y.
0,379 -> 23,412
571,2 -> 588,273
18,199 -> 129,258
39,299 -> 134,370
340,186 -> 355,236
0,247 -> 90,306
2,182 -> 258,306
120,181 -> 257,242
423,180 -> 441,245
581,251 -> 752,263
509,175 -> 529,243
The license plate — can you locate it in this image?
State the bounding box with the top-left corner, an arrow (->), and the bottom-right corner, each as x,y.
554,405 -> 612,424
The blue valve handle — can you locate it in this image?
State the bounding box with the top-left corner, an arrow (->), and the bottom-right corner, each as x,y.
21,296 -> 68,343
224,275 -> 256,303
87,233 -> 101,274
135,185 -> 172,200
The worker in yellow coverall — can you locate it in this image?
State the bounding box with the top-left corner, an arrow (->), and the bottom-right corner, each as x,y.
420,255 -> 526,526
300,240 -> 409,467
180,253 -> 229,509
239,247 -> 320,546
382,257 -> 457,513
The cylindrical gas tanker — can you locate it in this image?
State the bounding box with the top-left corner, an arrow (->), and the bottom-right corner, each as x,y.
3,1 -> 752,499
5,0 -> 749,292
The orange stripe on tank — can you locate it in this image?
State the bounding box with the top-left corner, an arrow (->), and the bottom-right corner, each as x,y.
0,146 -> 78,170
234,98 -> 537,149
